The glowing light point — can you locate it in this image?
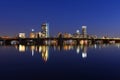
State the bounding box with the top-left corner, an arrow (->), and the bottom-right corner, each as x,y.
32,29 -> 35,32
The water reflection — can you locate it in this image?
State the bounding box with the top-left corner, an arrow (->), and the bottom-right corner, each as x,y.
30,46 -> 35,56
17,44 -> 88,61
19,45 -> 26,52
18,45 -> 49,62
82,45 -> 87,58
40,46 -> 49,62
16,43 -> 120,62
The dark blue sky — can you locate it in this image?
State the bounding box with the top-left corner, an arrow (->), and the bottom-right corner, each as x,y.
0,0 -> 120,37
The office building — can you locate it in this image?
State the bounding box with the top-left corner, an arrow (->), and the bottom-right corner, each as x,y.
30,32 -> 35,38
41,23 -> 49,38
82,26 -> 87,38
19,33 -> 26,38
30,29 -> 35,38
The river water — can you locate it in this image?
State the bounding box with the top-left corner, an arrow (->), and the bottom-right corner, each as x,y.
0,44 -> 120,80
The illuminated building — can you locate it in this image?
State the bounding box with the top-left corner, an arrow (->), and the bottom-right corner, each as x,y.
41,23 -> 49,38
29,29 -> 36,38
63,33 -> 72,38
30,32 -> 35,38
19,33 -> 26,38
82,26 -> 87,38
36,32 -> 43,38
73,30 -> 81,38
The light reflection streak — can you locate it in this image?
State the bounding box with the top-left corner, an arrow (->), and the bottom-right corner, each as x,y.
19,45 -> 25,52
16,43 -> 118,62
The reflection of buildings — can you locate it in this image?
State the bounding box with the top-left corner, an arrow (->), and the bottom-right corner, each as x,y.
39,46 -> 49,62
19,45 -> 26,52
30,45 -> 49,62
75,45 -> 87,58
76,46 -> 80,54
63,45 -> 73,51
82,45 -> 87,58
30,46 -> 35,56
17,44 -> 88,61
18,45 -> 49,62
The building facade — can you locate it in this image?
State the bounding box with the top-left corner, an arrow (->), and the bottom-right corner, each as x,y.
19,33 -> 26,38
41,23 -> 49,38
82,26 -> 87,38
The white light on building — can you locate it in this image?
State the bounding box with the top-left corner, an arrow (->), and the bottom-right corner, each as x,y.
19,33 -> 26,38
82,26 -> 87,38
30,32 -> 35,38
41,23 -> 49,38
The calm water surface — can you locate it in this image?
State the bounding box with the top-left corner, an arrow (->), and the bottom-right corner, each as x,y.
0,44 -> 120,80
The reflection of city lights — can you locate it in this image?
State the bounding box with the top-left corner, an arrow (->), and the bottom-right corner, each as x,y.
32,50 -> 34,56
31,46 -> 35,51
15,45 -> 18,50
35,47 -> 38,51
39,46 -> 42,52
41,46 -> 49,62
17,44 -> 89,61
76,46 -> 80,54
82,45 -> 87,58
19,45 -> 25,52
94,44 -> 97,49
117,44 -> 120,48
42,46 -> 46,52
68,45 -> 73,50
80,40 -> 84,45
82,52 -> 87,58
80,45 -> 83,49
63,45 -> 69,50
63,45 -> 73,51
31,46 -> 35,56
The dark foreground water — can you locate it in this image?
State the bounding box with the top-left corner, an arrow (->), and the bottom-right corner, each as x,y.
0,44 -> 120,80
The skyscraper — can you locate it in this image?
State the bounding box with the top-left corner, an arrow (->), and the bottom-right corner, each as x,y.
41,23 -> 49,38
82,26 -> 87,38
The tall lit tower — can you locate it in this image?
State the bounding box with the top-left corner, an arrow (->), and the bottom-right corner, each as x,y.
41,23 -> 49,38
82,26 -> 87,38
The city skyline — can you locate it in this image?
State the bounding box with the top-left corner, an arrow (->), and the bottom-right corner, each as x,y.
0,0 -> 120,37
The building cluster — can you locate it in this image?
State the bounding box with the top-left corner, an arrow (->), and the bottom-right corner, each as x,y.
19,23 -> 49,38
58,26 -> 88,38
18,23 -> 97,39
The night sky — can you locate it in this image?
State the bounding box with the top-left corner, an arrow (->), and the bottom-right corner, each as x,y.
0,0 -> 120,37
